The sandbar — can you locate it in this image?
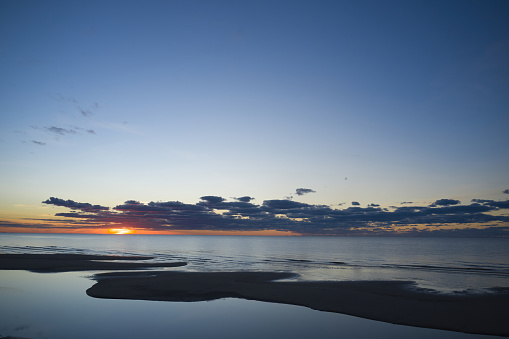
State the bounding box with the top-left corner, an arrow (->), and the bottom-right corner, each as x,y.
0,253 -> 187,272
86,271 -> 509,337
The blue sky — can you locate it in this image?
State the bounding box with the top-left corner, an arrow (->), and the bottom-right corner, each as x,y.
1,0 -> 508,235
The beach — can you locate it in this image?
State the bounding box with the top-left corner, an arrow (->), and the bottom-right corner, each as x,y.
1,253 -> 508,337
0,253 -> 187,272
86,272 -> 509,337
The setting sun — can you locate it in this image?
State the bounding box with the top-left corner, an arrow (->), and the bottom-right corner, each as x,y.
108,228 -> 134,235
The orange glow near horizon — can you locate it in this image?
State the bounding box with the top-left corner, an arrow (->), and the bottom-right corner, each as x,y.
107,228 -> 135,235
101,228 -> 298,236
0,225 -> 299,236
170,229 -> 299,236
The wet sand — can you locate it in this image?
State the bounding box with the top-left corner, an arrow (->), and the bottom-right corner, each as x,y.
1,254 -> 507,336
86,271 -> 509,337
0,253 -> 187,272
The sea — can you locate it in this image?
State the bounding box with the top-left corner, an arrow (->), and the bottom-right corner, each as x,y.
1,233 -> 508,339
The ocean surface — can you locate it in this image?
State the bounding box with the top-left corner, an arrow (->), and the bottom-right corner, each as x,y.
1,234 -> 508,292
1,234 -> 508,339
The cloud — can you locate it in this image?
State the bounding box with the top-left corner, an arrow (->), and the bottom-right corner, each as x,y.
43,197 -> 109,212
51,94 -> 100,117
44,126 -> 78,135
199,196 -> 226,205
295,188 -> 316,196
28,95 -> 100,143
351,201 -> 360,206
472,199 -> 509,209
263,199 -> 311,210
471,199 -> 492,204
74,127 -> 97,135
504,189 -> 509,194
51,93 -> 78,104
2,195 -> 502,236
28,126 -> 97,143
79,109 -> 93,117
430,199 -> 461,206
235,196 -> 254,203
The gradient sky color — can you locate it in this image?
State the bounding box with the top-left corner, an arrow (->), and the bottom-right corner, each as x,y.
1,0 -> 508,235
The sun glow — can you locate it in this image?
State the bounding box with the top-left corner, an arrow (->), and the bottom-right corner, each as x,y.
108,228 -> 134,235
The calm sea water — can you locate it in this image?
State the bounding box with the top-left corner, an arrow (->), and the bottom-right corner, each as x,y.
1,234 -> 508,339
1,234 -> 508,291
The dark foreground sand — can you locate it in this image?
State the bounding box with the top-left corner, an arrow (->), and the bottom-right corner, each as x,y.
0,253 -> 187,272
86,271 -> 509,337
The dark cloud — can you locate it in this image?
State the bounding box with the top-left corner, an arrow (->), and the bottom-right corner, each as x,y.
235,196 -> 254,203
86,129 -> 96,134
199,196 -> 226,205
471,199 -> 493,204
471,199 -> 509,209
19,195 -> 507,236
42,197 -> 109,212
31,140 -> 46,146
113,201 -> 169,215
295,188 -> 316,196
351,201 -> 360,206
149,201 -> 206,211
486,200 -> 509,209
504,189 -> 509,194
263,200 -> 311,210
430,199 -> 461,206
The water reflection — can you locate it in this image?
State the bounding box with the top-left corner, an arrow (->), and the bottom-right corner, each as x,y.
0,270 -> 502,339
2,234 -> 507,292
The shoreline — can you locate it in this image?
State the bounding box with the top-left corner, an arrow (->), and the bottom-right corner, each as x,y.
85,271 -> 509,337
0,253 -> 187,272
1,253 -> 508,337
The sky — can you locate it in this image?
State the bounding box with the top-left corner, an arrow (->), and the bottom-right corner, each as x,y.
1,0 -> 508,236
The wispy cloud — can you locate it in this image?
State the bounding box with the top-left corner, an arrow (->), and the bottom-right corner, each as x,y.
44,126 -> 78,135
79,109 -> 92,117
2,193 -> 504,236
17,95 -> 101,146
29,125 -> 96,140
51,94 -> 100,118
